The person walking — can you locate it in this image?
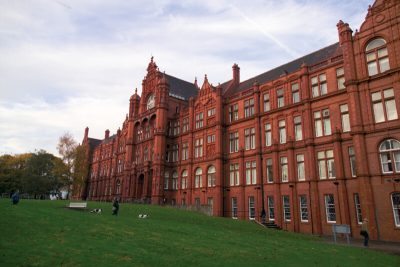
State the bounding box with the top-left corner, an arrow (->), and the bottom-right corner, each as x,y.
361,218 -> 369,247
112,198 -> 119,216
11,190 -> 20,205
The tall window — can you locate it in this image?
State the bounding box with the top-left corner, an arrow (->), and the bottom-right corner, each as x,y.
349,147 -> 357,177
325,194 -> 336,223
146,94 -> 155,110
372,89 -> 398,123
263,93 -> 270,112
248,196 -> 255,220
292,83 -> 300,103
244,98 -> 254,118
229,132 -> 239,153
207,134 -> 215,143
279,120 -> 286,144
283,195 -> 291,221
297,154 -> 305,181
182,142 -> 189,161
266,159 -> 273,183
116,180 -> 121,195
230,163 -> 240,186
232,198 -> 238,219
267,196 -> 275,221
318,150 -> 335,179
354,193 -> 363,225
336,67 -> 345,90
171,144 -> 179,162
164,172 -> 169,190
229,104 -> 239,122
207,108 -> 215,117
207,166 -> 216,187
294,116 -> 303,141
195,112 -> 203,129
181,170 -> 188,189
144,147 -> 148,161
172,171 -> 178,190
265,123 -> 272,146
314,109 -> 331,137
280,157 -> 288,182
245,128 -> 255,150
311,73 -> 327,97
194,138 -> 203,158
340,104 -> 351,132
299,195 -> 309,222
391,193 -> 400,227
182,117 -> 189,133
277,88 -> 285,108
245,161 -> 257,185
195,168 -> 202,188
379,139 -> 400,174
366,38 -> 390,76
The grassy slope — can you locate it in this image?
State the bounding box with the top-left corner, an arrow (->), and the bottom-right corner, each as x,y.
0,199 -> 399,267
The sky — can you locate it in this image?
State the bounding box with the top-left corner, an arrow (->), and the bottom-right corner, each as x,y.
0,0 -> 372,157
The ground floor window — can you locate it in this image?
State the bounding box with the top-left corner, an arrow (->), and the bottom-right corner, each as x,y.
325,194 -> 336,223
299,195 -> 309,222
354,193 -> 363,224
392,193 -> 400,227
267,196 -> 275,221
283,195 -> 291,221
232,197 -> 238,219
195,198 -> 200,209
207,198 -> 213,216
249,196 -> 255,220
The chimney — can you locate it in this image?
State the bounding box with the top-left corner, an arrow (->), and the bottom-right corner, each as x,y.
232,63 -> 240,84
105,129 -> 110,139
84,127 -> 89,140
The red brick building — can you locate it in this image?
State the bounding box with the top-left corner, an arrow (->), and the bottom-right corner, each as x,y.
79,0 -> 400,241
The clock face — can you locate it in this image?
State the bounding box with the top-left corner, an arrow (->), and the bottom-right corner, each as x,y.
147,94 -> 155,110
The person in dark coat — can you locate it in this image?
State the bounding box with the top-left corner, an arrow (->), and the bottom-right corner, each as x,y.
112,198 -> 119,215
11,190 -> 20,205
361,218 -> 369,247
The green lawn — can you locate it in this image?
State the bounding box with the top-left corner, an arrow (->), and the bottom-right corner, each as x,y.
0,199 -> 399,267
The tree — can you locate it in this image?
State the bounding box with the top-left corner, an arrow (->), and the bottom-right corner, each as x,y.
57,132 -> 78,197
0,154 -> 31,196
71,144 -> 89,199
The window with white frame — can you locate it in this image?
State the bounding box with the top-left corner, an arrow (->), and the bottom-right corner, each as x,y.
299,195 -> 309,222
280,157 -> 288,182
194,138 -> 203,158
245,128 -> 255,150
164,172 -> 169,190
340,104 -> 351,132
354,193 -> 363,225
146,94 -> 155,110
277,88 -> 285,108
371,89 -> 398,123
294,116 -> 303,141
244,98 -> 254,118
207,134 -> 215,143
366,38 -> 390,76
207,165 -> 216,187
207,108 -> 215,117
292,83 -> 300,103
181,170 -> 188,189
173,121 -> 180,135
265,123 -> 272,146
182,142 -> 189,161
283,195 -> 291,221
229,104 -> 239,122
195,168 -> 202,188
245,161 -> 257,185
318,150 -> 335,179
325,194 -> 336,223
172,171 -> 178,190
229,132 -> 239,153
391,193 -> 400,227
268,196 -> 275,221
314,109 -> 331,137
311,73 -> 327,97
279,120 -> 286,144
349,147 -> 357,177
116,180 -> 121,195
263,93 -> 270,112
297,154 -> 305,181
195,112 -> 203,129
379,139 -> 400,174
266,159 -> 273,183
232,197 -> 238,219
182,117 -> 189,133
249,196 -> 255,220
336,67 -> 345,90
230,163 -> 240,186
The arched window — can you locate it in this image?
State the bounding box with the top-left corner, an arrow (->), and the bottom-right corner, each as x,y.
195,168 -> 202,188
366,38 -> 390,76
147,94 -> 155,110
181,170 -> 188,189
116,180 -> 121,195
207,165 -> 216,187
379,139 -> 400,173
391,193 -> 400,227
164,171 -> 169,190
172,171 -> 178,190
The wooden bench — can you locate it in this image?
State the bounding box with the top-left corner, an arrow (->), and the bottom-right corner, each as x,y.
68,202 -> 87,209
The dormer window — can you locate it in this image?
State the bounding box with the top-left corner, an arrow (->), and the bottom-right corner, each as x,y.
147,94 -> 155,110
366,38 -> 390,76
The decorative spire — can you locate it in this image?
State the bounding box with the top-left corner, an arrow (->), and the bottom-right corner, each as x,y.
194,77 -> 199,88
135,88 -> 137,95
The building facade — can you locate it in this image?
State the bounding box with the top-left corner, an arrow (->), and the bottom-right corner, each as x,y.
78,0 -> 400,242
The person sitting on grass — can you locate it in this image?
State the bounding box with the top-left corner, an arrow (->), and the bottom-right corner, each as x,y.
112,198 -> 119,216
